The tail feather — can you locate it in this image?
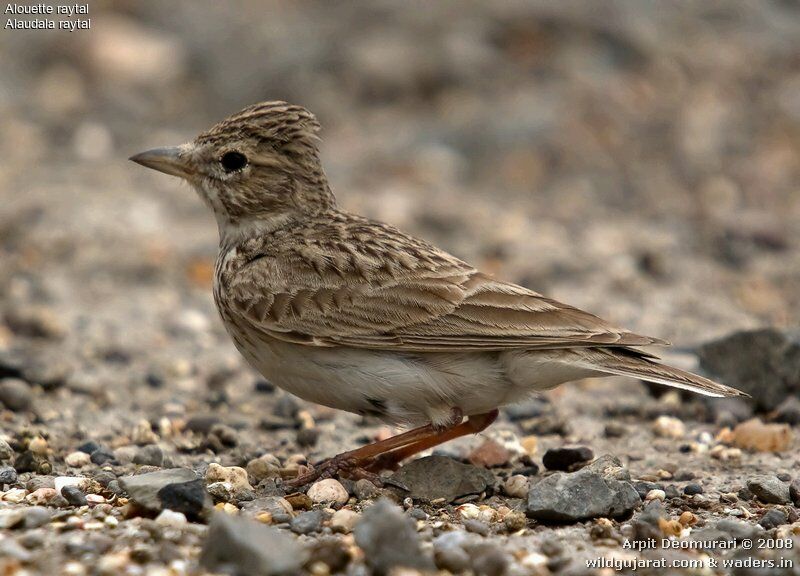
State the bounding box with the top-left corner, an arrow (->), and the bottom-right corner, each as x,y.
573,348 -> 748,398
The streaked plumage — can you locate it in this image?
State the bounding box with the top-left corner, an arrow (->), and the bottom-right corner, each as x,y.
131,101 -> 745,467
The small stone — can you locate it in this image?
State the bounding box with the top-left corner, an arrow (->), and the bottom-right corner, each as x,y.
604,422 -> 627,437
86,494 -> 106,505
0,509 -> 26,529
296,427 -> 319,448
245,454 -> 281,483
502,475 -> 529,499
652,416 -> 686,438
206,463 -> 253,497
54,477 -> 83,494
2,488 -> 26,503
645,489 -> 666,502
77,441 -> 100,454
0,378 -> 32,411
468,438 -> 512,468
789,479 -> 800,506
4,306 -> 65,339
542,446 -> 594,471
26,487 -> 57,505
61,485 -> 88,507
503,511 -> 527,532
0,465 -> 17,485
354,478 -> 380,501
200,512 -> 307,575
90,449 -> 116,465
22,506 -> 51,529
307,479 -> 348,506
385,456 -> 495,503
684,483 -> 703,496
118,468 -> 198,512
0,439 -> 13,461
527,470 -> 640,522
330,508 -> 360,533
747,475 -> 791,504
464,519 -> 490,536
241,496 -> 293,523
308,537 -> 351,573
131,419 -> 159,445
290,510 -> 323,534
732,419 -> 793,452
157,478 -> 210,521
354,499 -> 435,573
433,531 -> 471,573
155,509 -> 188,527
284,492 -> 312,511
65,451 -> 91,468
133,445 -> 164,467
759,509 -> 787,530
28,437 -> 48,456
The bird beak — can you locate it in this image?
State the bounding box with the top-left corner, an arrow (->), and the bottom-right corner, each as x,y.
129,146 -> 192,178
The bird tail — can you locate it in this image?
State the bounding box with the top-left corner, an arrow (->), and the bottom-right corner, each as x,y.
572,348 -> 748,398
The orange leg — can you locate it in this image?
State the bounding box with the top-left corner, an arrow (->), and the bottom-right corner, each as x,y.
284,409 -> 499,488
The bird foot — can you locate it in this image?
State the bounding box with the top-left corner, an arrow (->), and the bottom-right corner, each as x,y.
283,454 -> 383,488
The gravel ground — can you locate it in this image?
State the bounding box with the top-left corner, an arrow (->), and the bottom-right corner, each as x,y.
1,2 -> 799,575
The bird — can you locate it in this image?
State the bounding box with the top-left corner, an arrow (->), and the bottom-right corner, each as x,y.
130,100 -> 746,486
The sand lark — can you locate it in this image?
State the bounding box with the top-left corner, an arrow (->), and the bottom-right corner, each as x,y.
131,101 -> 745,484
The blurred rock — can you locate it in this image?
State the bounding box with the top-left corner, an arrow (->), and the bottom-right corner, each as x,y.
731,418 -> 793,452
118,468 -> 197,512
386,456 -> 495,503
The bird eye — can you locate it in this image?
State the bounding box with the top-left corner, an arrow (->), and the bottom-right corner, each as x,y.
220,151 -> 248,172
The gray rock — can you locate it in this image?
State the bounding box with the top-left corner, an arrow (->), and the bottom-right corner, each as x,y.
353,499 -> 435,575
133,445 -> 164,467
697,329 -> 800,410
290,510 -> 323,534
61,485 -> 88,507
582,454 -> 632,482
747,475 -> 791,504
200,512 -> 307,575
527,469 -> 640,522
790,479 -> 800,506
759,509 -> 788,529
23,506 -> 51,529
542,446 -> 594,471
0,378 -> 32,411
118,468 -> 198,511
0,465 -> 17,485
354,478 -> 380,501
386,455 -> 495,503
241,497 -> 293,523
434,532 -> 472,573
692,519 -> 764,547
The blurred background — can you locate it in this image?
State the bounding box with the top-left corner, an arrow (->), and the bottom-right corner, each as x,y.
0,1 -> 798,400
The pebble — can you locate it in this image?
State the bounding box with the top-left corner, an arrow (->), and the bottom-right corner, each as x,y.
77,441 -> 100,454
0,465 -> 18,485
133,444 -> 164,467
330,508 -> 360,533
773,396 -> 800,425
28,437 -> 48,456
759,509 -> 787,529
502,474 -> 529,498
542,446 -> 594,471
26,488 -> 57,505
0,378 -> 33,411
65,451 -> 91,468
131,419 -> 160,445
731,419 -> 793,452
61,485 -> 88,506
684,483 -> 703,496
790,479 -> 800,506
206,463 -> 253,497
157,478 -> 210,520
433,531 -> 471,573
22,506 -> 51,529
3,488 -> 26,503
385,455 -> 494,503
90,449 -> 116,465
245,454 -> 282,483
464,519 -> 490,536
353,499 -> 434,573
200,512 -> 307,575
468,438 -> 512,468
652,415 -> 686,438
527,468 -> 640,522
118,468 -> 198,512
307,478 -> 349,506
503,511 -> 526,532
747,475 -> 791,504
290,510 -> 323,534
0,439 -> 13,461
645,489 -> 666,502
155,509 -> 188,527
241,496 -> 294,523
308,537 -> 351,573
354,478 -> 380,501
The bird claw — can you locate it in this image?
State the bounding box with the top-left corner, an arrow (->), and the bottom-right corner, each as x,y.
283,454 -> 383,488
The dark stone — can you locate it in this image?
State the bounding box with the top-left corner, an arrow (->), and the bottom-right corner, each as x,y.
773,396 -> 800,425
353,499 -> 435,575
61,485 -> 88,507
157,479 -> 211,521
0,465 -> 17,485
505,398 -> 551,420
354,478 -> 380,501
513,464 -> 540,477
747,475 -> 791,504
13,451 -> 51,474
542,446 -> 594,471
118,468 -> 198,512
697,329 -> 800,411
274,395 -> 300,419
254,379 -> 275,394
145,373 -> 164,388
290,510 -> 323,534
386,456 -> 495,503
684,483 -> 704,496
90,449 -> 116,465
77,441 -> 100,454
759,509 -> 788,530
527,468 -> 640,522
790,479 -> 800,507
0,379 -> 32,411
463,519 -> 490,536
296,427 -> 319,448
185,414 -> 220,434
200,512 -> 307,575
259,415 -> 297,430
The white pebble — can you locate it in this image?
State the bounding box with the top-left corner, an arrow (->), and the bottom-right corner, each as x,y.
307,479 -> 349,506
103,515 -> 118,527
330,508 -> 360,533
206,463 -> 253,496
55,477 -> 84,494
456,503 -> 480,520
86,494 -> 106,505
2,488 -> 27,503
645,489 -> 666,501
503,474 -> 530,498
65,451 -> 91,468
156,509 -> 188,527
652,415 -> 685,439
